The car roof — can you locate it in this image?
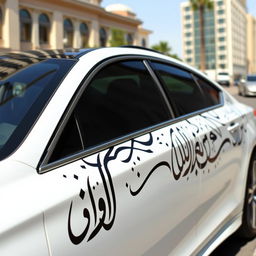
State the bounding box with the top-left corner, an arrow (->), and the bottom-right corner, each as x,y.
0,46 -> 160,60
0,47 -> 223,91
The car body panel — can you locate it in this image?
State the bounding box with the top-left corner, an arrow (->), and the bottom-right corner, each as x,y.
0,48 -> 255,256
0,161 -> 49,256
42,124 -> 200,256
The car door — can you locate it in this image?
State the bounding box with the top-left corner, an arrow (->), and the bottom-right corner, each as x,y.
151,61 -> 245,252
40,59 -> 201,256
192,75 -> 245,252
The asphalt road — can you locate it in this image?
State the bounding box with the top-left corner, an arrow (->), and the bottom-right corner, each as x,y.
210,86 -> 256,256
225,86 -> 256,109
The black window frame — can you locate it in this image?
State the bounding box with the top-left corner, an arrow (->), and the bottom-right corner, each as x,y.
39,55 -> 224,174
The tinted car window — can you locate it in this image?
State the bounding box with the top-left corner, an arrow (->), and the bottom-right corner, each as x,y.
0,57 -> 75,160
151,62 -> 208,115
50,60 -> 170,160
194,76 -> 220,106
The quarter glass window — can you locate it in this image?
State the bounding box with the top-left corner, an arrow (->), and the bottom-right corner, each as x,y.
194,76 -> 220,106
152,62 -> 210,115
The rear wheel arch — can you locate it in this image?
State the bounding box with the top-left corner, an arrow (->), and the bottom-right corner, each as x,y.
238,146 -> 256,238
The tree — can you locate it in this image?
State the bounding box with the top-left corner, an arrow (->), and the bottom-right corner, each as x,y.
190,0 -> 214,71
109,28 -> 126,47
151,41 -> 180,60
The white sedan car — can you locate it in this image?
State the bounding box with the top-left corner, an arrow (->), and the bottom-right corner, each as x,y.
0,47 -> 255,256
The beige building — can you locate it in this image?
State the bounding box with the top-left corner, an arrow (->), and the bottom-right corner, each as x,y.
181,0 -> 249,81
0,0 -> 151,52
247,14 -> 256,74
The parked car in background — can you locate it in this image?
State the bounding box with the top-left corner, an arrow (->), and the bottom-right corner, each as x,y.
238,74 -> 256,96
216,72 -> 231,87
0,47 -> 256,256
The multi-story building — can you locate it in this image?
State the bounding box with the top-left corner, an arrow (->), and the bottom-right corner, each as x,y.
181,0 -> 248,82
0,0 -> 151,52
247,14 -> 256,74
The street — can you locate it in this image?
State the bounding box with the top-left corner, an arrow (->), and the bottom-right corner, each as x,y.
210,86 -> 256,256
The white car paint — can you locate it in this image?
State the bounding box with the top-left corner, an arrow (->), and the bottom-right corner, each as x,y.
0,47 -> 255,256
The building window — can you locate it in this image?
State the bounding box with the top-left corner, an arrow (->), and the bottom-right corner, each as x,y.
185,6 -> 190,12
217,1 -> 223,6
141,38 -> 146,47
217,9 -> 224,15
20,9 -> 32,42
99,27 -> 107,47
80,23 -> 89,48
63,18 -> 74,48
185,32 -> 192,37
39,14 -> 50,45
126,33 -> 134,45
219,64 -> 226,69
218,28 -> 225,33
219,45 -> 225,50
218,18 -> 225,24
186,41 -> 192,46
219,55 -> 226,60
185,24 -> 191,29
186,58 -> 192,63
186,49 -> 192,54
219,37 -> 225,42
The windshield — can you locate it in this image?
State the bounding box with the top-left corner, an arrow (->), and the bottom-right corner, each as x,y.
0,57 -> 75,160
247,75 -> 256,82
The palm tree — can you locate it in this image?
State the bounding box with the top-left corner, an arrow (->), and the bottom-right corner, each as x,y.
152,41 -> 180,59
190,0 -> 214,71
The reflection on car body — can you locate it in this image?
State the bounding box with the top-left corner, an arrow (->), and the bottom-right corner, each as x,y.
0,47 -> 255,256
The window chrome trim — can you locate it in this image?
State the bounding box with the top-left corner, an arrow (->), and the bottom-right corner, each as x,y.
143,60 -> 175,118
39,54 -> 225,174
39,102 -> 223,174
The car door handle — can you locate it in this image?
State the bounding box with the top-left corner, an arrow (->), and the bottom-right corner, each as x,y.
227,122 -> 240,133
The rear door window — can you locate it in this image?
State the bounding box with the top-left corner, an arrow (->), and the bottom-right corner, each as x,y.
151,62 -> 208,116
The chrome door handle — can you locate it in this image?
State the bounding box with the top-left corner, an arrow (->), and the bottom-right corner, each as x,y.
227,122 -> 240,133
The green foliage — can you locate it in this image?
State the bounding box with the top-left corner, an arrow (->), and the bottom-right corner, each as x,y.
190,0 -> 214,10
109,28 -> 126,47
189,0 -> 214,71
151,41 -> 180,60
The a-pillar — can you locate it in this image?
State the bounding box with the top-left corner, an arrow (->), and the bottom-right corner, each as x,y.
3,0 -> 20,50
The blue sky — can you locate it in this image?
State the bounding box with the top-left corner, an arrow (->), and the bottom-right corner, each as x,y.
102,0 -> 256,58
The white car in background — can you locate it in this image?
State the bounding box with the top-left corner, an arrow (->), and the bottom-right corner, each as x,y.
0,47 -> 255,256
216,72 -> 231,87
238,74 -> 256,97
